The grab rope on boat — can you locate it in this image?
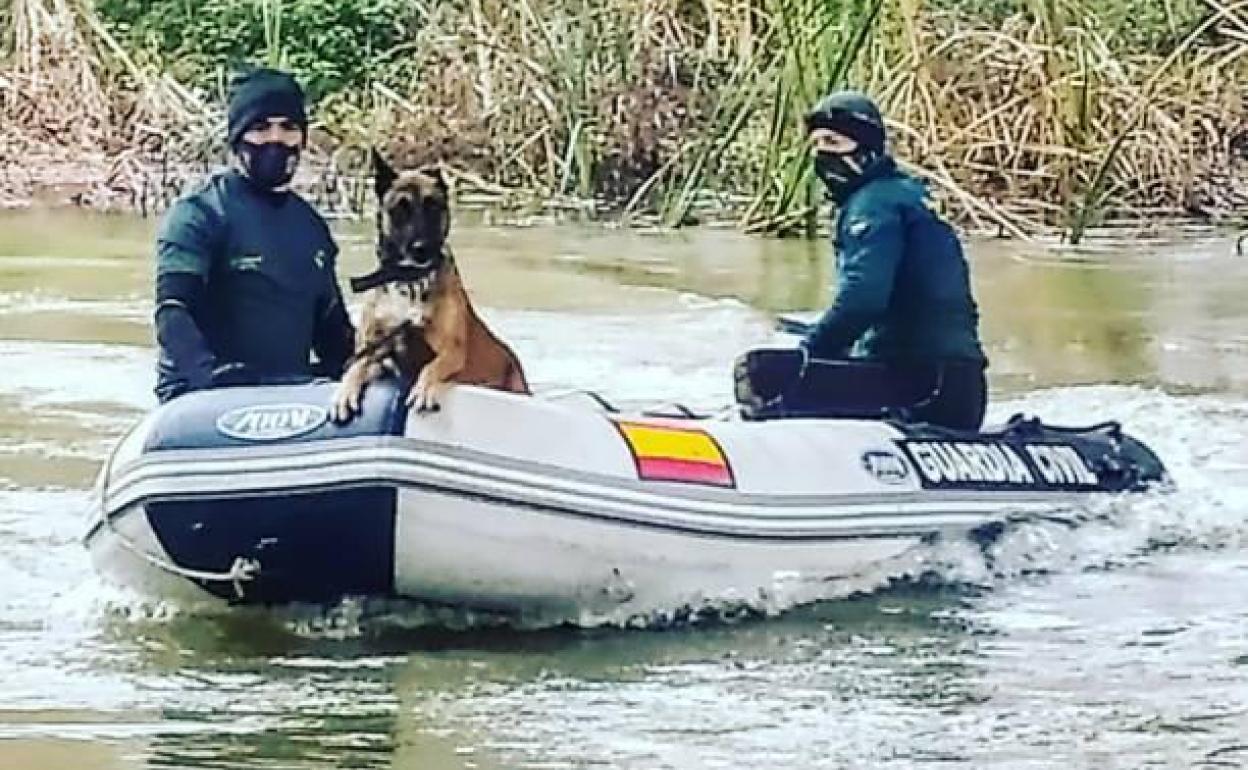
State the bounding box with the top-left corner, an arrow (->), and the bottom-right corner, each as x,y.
106,524 -> 261,601
97,440 -> 261,600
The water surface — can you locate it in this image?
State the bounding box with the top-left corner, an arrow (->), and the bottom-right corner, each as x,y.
0,209 -> 1245,769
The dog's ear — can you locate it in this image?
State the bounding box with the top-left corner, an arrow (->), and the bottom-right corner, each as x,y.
425,165 -> 451,238
372,148 -> 397,200
418,164 -> 448,196
430,165 -> 447,190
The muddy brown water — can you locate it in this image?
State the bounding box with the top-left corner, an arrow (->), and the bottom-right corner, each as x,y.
1,208 -> 1245,769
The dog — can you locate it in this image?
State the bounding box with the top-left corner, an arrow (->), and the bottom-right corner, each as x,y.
331,151 -> 529,421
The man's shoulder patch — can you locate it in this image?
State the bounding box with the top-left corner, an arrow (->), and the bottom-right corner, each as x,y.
228,254 -> 264,271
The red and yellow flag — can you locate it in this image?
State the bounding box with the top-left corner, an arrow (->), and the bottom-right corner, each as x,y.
613,419 -> 735,488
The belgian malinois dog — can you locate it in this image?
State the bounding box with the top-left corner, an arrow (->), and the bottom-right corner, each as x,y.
331,151 -> 529,421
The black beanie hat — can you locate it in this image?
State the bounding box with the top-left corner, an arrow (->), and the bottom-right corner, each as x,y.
227,67 -> 308,147
805,90 -> 886,153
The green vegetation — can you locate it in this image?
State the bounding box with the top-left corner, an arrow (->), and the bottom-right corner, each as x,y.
2,0 -> 1246,240
94,0 -> 414,99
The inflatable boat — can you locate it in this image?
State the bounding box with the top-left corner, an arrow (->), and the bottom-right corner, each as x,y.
83,375 -> 1167,616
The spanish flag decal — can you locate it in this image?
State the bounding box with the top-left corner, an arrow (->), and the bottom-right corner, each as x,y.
613,419 -> 735,488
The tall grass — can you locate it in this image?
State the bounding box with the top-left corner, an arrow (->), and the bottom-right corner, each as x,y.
4,0 -> 1248,234
336,0 -> 1248,234
1067,0 -> 1248,242
857,0 -> 1248,236
0,0 -> 209,209
260,0 -> 285,70
737,0 -> 883,235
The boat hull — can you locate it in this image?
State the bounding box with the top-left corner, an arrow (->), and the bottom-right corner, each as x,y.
83,379 -> 1168,614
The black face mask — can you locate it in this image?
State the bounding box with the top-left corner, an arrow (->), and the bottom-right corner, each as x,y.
813,146 -> 879,200
238,141 -> 300,190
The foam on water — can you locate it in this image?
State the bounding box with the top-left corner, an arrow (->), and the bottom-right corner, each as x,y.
4,213 -> 1247,768
10,361 -> 1241,634
2,313 -> 1245,638
864,386 -> 1248,592
0,292 -> 149,319
0,340 -> 154,412
417,385 -> 1242,631
83,384 -> 1245,637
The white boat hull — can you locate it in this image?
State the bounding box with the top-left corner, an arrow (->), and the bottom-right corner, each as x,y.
83,380 -> 1167,616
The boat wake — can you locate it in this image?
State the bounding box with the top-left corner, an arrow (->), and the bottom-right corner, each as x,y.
287,386 -> 1245,633
72,386 -> 1244,637
6,331 -> 1243,635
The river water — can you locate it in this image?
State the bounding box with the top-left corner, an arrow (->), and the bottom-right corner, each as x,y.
0,208 -> 1245,769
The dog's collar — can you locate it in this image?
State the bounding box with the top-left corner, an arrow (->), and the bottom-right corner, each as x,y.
349,265 -> 433,294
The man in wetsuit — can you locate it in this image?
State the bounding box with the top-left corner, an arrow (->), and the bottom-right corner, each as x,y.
792,90 -> 988,430
152,67 -> 354,402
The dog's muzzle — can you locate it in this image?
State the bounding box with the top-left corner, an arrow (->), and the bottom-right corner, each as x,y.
349,242 -> 442,293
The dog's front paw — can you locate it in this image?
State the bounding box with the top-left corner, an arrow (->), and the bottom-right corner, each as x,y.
405,380 -> 443,414
331,381 -> 364,423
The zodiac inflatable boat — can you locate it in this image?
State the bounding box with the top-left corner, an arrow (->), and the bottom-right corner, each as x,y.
83,377 -> 1167,615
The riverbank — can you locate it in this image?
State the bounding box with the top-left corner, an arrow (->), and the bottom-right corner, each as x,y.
3,0 -> 1247,238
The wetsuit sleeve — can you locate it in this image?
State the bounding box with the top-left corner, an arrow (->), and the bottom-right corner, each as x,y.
803,203 -> 904,358
154,273 -> 216,401
153,198 -> 222,401
312,281 -> 355,379
311,239 -> 356,379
